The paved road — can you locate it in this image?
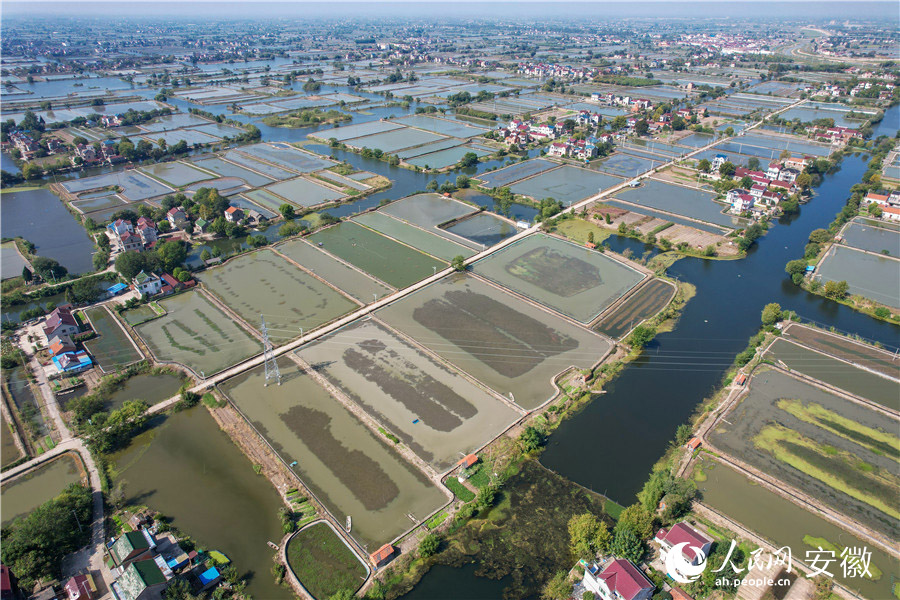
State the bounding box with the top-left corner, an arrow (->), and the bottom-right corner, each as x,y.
5,345 -> 110,595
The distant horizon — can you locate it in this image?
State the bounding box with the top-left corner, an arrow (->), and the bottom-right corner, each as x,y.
4,0 -> 899,22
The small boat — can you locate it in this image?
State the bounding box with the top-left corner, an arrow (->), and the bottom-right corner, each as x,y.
345,515 -> 352,532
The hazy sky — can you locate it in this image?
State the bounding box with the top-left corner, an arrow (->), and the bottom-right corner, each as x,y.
3,0 -> 898,21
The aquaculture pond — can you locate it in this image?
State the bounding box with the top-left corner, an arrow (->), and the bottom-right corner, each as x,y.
101,373 -> 187,412
134,291 -> 260,376
221,360 -> 448,548
1,453 -> 85,525
814,245 -> 900,309
378,274 -> 613,410
353,212 -> 476,261
444,213 -> 519,248
285,522 -> 369,600
709,368 -> 899,540
0,188 -> 96,274
274,238 -> 392,303
508,165 -> 622,206
200,249 -> 357,344
765,338 -> 899,410
473,234 -> 645,324
695,456 -> 899,600
307,222 -> 446,289
296,319 -> 521,472
1,414 -> 23,467
614,179 -> 739,229
593,278 -> 677,339
110,407 -> 291,600
82,306 -> 142,372
841,218 -> 900,256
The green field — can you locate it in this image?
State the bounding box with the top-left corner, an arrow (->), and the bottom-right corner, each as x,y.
286,522 -> 368,599
308,222 -> 446,289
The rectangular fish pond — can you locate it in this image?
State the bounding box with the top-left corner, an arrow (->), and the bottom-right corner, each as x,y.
296,319 -> 522,472
200,249 -> 358,345
378,274 -> 613,410
473,233 -> 645,324
220,359 -> 448,548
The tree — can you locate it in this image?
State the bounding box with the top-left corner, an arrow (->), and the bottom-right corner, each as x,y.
22,266 -> 32,283
458,152 -> 480,168
568,513 -> 611,559
628,324 -> 656,349
541,571 -> 572,600
785,259 -> 807,286
328,590 -> 355,600
419,534 -> 440,557
761,302 -> 782,326
279,203 -> 295,220
795,172 -> 812,190
718,161 -> 736,178
93,250 -> 110,271
747,157 -> 760,171
70,278 -> 102,304
587,231 -> 595,245
610,527 -> 644,562
200,249 -> 212,262
616,504 -> 654,539
115,251 -> 150,280
697,159 -> 711,173
31,256 -> 67,281
456,174 -> 470,188
156,240 -> 187,272
519,426 -> 545,452
1,483 -> 93,590
22,162 -> 43,180
426,180 -> 438,191
451,255 -> 466,272
634,120 -> 649,136
808,229 -> 831,244
824,280 -> 849,299
869,204 -> 883,218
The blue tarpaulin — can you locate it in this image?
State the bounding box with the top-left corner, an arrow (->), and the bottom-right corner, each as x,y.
198,567 -> 220,586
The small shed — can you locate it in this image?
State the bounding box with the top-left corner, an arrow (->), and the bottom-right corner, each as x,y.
457,454 -> 478,470
370,543 -> 395,568
685,437 -> 701,451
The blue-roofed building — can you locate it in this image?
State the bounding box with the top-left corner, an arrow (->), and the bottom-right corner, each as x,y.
51,350 -> 92,374
107,282 -> 129,297
197,567 -> 220,589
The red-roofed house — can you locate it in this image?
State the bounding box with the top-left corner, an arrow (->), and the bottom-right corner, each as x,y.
654,522 -> 714,570
457,454 -> 478,469
883,205 -> 900,222
136,218 -> 158,246
583,559 -> 655,600
43,306 -> 79,340
224,206 -> 244,223
370,544 -> 395,569
64,573 -> 97,600
865,192 -> 890,207
49,334 -> 76,357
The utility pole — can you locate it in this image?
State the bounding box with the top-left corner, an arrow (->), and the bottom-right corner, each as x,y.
261,314 -> 281,386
